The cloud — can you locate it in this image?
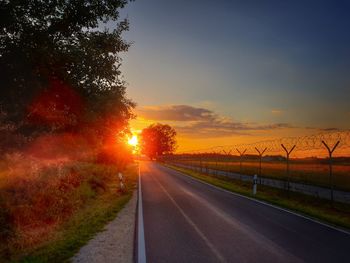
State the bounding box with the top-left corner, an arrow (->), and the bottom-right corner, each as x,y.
136,104 -> 294,138
271,109 -> 283,115
175,120 -> 293,137
318,127 -> 340,132
137,105 -> 216,121
305,126 -> 341,132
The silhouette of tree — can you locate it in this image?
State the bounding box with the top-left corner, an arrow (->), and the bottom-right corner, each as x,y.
140,123 -> 177,159
0,0 -> 134,134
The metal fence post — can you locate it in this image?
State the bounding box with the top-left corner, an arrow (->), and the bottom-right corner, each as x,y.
255,147 -> 267,184
322,140 -> 340,204
253,174 -> 258,195
281,144 -> 296,195
213,151 -> 218,176
236,148 -> 247,180
223,150 -> 231,176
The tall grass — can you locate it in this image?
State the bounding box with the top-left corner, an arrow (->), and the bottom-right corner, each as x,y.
0,151 -> 135,261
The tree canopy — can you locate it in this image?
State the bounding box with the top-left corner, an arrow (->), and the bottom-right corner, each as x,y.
0,0 -> 134,135
140,123 -> 177,159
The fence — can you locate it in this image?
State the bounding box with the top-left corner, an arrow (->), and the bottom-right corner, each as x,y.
160,130 -> 350,204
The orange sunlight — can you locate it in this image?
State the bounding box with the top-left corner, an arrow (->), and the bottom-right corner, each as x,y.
128,134 -> 139,147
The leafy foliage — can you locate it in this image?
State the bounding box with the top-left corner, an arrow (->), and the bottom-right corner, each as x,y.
0,0 -> 134,134
141,123 -> 177,159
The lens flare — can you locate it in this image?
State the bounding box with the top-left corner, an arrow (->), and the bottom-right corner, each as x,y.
128,135 -> 138,147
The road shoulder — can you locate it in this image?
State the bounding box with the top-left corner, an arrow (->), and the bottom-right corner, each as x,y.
72,191 -> 137,263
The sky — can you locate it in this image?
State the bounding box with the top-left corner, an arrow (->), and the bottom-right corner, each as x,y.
116,0 -> 350,151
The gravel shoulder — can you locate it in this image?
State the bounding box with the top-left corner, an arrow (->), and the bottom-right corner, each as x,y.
72,191 -> 137,263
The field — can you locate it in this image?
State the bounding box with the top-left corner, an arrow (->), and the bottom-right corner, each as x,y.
168,156 -> 350,191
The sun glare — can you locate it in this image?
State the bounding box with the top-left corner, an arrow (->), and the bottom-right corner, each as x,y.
128,135 -> 138,147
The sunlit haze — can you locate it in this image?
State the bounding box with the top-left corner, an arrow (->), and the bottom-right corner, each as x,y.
128,134 -> 139,147
116,0 -> 350,152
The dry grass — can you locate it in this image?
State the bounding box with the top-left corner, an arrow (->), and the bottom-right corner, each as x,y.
0,152 -> 137,262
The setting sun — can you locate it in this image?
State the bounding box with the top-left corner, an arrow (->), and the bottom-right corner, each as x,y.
128,135 -> 138,147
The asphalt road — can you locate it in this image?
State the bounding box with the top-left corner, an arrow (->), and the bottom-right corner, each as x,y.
139,161 -> 350,263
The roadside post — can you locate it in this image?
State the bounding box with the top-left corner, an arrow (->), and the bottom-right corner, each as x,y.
118,172 -> 126,192
253,174 -> 258,195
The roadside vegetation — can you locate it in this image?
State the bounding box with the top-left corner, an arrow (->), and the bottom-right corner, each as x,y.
0,159 -> 138,262
162,163 -> 350,230
1,1 -> 137,262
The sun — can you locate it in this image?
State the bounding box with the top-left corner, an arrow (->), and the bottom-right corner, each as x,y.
128,135 -> 138,147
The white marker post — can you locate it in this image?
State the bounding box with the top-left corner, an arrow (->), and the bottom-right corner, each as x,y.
253,174 -> 258,195
118,172 -> 125,191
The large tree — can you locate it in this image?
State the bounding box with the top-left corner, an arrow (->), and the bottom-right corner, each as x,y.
0,0 -> 134,135
140,123 -> 177,159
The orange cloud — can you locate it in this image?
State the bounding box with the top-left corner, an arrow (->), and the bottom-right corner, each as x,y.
135,104 -> 294,138
136,105 -> 215,121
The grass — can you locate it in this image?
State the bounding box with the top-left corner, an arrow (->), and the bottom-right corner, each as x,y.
179,159 -> 350,191
0,161 -> 138,263
162,163 -> 350,231
19,195 -> 131,263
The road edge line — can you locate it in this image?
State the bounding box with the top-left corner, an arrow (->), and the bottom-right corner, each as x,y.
160,164 -> 350,236
137,164 -> 147,263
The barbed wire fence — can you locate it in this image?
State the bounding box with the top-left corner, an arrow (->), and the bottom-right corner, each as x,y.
161,130 -> 350,204
177,130 -> 350,155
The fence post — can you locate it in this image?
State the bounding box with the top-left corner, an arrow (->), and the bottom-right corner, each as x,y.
213,151 -> 218,176
223,150 -> 231,176
255,147 -> 267,184
253,174 -> 258,195
281,144 -> 296,195
191,154 -> 195,171
322,140 -> 340,204
236,148 -> 247,180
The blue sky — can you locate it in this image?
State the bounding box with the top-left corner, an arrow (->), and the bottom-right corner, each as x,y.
115,0 -> 350,145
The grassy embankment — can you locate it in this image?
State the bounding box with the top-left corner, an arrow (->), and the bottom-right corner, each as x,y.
179,159 -> 350,191
0,160 -> 138,263
162,163 -> 350,230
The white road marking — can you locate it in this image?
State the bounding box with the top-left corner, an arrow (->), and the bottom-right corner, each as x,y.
137,164 -> 147,263
178,187 -> 303,262
150,172 -> 227,263
161,164 -> 350,236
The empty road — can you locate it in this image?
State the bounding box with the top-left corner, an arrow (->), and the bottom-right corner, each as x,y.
139,161 -> 350,263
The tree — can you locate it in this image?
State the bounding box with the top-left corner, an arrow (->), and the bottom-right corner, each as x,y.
140,123 -> 177,159
0,0 -> 134,136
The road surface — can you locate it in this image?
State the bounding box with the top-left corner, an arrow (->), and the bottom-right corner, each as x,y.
139,161 -> 350,263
